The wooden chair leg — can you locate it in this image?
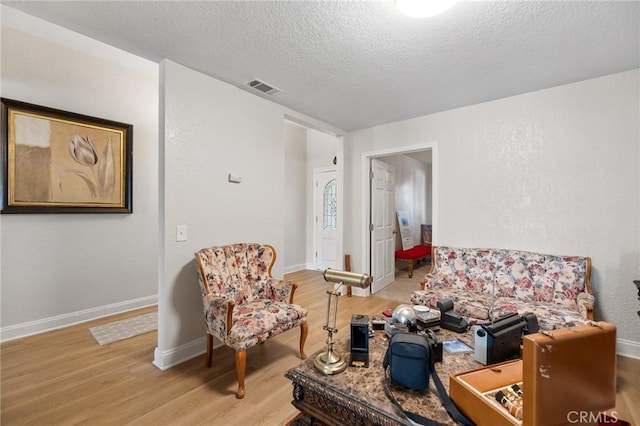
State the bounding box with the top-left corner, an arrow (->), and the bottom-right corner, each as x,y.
408,259 -> 414,278
235,350 -> 246,399
299,323 -> 308,360
205,333 -> 213,367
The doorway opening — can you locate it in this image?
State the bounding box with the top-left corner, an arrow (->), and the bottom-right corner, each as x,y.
361,143 -> 437,295
283,117 -> 343,274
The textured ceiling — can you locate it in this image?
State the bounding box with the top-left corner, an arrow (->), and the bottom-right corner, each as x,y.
3,1 -> 639,132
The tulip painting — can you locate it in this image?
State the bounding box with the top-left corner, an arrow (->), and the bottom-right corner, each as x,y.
64,135 -> 116,199
2,98 -> 133,213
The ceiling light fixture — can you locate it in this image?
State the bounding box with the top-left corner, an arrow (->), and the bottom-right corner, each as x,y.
397,0 -> 457,18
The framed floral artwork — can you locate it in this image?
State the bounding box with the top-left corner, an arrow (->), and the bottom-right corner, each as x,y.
1,98 -> 133,213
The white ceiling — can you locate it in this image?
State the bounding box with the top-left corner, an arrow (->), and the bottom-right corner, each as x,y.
3,1 -> 638,132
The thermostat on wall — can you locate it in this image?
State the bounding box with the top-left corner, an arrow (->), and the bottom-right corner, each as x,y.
228,174 -> 242,183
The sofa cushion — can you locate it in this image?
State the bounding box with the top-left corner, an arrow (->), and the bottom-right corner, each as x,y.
494,249 -> 539,301
493,251 -> 589,310
550,256 -> 589,310
410,288 -> 494,320
433,247 -> 495,295
430,246 -> 591,307
491,297 -> 589,331
227,299 -> 308,351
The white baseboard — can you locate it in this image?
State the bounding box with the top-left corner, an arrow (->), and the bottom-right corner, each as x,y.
617,338 -> 640,359
283,263 -> 308,274
153,337 -> 223,370
0,295 -> 157,342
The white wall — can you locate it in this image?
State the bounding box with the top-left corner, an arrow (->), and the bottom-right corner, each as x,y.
155,60 -> 341,368
283,125 -> 338,273
0,7 -> 159,340
345,70 -> 640,356
284,122 -> 307,272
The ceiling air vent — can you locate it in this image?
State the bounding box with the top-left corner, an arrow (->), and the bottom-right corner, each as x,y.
246,78 -> 282,95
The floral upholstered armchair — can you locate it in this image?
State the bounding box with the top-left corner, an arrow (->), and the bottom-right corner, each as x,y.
194,243 -> 308,399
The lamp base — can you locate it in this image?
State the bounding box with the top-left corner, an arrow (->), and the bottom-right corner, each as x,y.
314,350 -> 347,375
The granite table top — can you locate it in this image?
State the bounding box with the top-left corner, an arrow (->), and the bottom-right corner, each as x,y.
285,327 -> 481,426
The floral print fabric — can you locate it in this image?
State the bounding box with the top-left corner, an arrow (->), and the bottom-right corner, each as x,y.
490,298 -> 590,331
195,243 -> 308,351
227,300 -> 307,351
411,246 -> 594,330
493,250 -> 589,311
410,288 -> 493,320
432,247 -> 496,295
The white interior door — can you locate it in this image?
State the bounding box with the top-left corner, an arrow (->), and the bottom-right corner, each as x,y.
314,169 -> 338,270
370,159 -> 395,293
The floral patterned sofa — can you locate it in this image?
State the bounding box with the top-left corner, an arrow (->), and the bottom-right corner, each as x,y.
410,246 -> 595,331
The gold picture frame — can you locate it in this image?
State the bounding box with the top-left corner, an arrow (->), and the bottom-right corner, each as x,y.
1,98 -> 133,213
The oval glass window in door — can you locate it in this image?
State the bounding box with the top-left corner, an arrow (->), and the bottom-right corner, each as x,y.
323,179 -> 337,231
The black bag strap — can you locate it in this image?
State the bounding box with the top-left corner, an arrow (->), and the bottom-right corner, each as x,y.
428,355 -> 475,426
383,334 -> 475,426
382,373 -> 445,426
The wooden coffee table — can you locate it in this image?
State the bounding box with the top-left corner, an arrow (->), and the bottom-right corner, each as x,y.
285,327 -> 480,426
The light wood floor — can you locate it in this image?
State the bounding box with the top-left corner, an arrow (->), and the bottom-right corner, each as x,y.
1,269 -> 639,425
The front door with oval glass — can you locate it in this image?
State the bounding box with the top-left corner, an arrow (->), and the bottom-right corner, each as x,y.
315,169 -> 337,270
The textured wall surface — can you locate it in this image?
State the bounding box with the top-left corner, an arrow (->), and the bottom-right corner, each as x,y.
1,8 -> 159,337
159,60 -> 286,354
284,122 -> 308,270
156,61 -> 338,367
345,70 -> 640,354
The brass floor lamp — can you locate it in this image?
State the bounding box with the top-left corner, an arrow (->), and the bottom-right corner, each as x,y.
314,268 -> 371,375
